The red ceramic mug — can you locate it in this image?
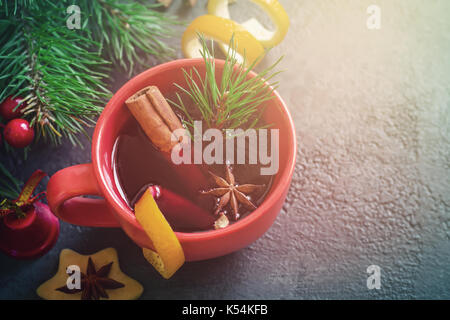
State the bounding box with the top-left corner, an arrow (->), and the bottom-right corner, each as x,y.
46,59 -> 296,261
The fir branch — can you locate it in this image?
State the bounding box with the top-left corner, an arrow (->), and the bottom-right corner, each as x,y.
170,34 -> 282,131
84,0 -> 178,74
0,1 -> 110,146
0,0 -> 178,146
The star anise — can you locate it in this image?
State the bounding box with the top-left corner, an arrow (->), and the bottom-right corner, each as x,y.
56,257 -> 124,300
200,164 -> 264,220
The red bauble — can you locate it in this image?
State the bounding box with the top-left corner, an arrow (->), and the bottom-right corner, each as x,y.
0,96 -> 25,120
4,118 -> 34,148
0,202 -> 60,259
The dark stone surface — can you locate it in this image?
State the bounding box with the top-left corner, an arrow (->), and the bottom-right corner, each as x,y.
1,0 -> 449,299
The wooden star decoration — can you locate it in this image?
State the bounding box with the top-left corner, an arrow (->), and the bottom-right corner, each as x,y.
37,248 -> 143,300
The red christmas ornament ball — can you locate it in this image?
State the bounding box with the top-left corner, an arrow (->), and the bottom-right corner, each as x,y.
4,119 -> 34,148
0,96 -> 26,120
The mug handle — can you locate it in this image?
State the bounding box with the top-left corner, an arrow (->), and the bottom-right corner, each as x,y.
46,163 -> 120,227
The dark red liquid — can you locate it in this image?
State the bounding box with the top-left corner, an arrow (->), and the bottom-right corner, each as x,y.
113,116 -> 273,232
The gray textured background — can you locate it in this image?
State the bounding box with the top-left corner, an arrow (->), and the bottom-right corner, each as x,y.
1,0 -> 449,299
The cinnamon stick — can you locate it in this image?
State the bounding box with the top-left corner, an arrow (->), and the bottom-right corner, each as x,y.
125,86 -> 208,197
146,86 -> 183,133
125,86 -> 183,153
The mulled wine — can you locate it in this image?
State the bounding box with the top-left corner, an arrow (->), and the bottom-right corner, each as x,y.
112,105 -> 274,232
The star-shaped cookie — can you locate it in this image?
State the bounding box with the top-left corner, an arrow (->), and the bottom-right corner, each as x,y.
37,248 -> 143,300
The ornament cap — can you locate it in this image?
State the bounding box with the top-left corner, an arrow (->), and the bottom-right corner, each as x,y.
0,202 -> 60,259
3,207 -> 36,230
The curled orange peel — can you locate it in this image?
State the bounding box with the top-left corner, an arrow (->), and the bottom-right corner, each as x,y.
208,0 -> 290,48
182,14 -> 265,68
135,188 -> 185,279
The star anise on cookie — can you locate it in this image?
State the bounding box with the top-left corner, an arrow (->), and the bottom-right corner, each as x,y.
200,164 -> 264,220
56,257 -> 124,300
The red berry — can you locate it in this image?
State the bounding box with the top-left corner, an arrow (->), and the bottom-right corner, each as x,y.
4,119 -> 34,148
0,96 -> 26,120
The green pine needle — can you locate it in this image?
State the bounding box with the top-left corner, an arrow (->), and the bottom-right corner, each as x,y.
0,162 -> 21,199
169,33 -> 282,132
